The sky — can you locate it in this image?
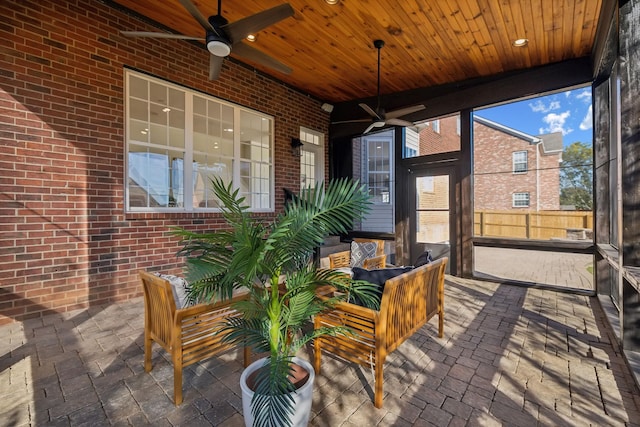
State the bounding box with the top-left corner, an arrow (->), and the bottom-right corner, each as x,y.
474,86 -> 593,147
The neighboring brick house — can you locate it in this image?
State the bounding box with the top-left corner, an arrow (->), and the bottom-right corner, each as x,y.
417,115 -> 461,154
419,115 -> 562,211
473,116 -> 562,211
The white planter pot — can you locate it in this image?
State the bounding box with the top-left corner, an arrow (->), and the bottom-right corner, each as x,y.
240,356 -> 315,427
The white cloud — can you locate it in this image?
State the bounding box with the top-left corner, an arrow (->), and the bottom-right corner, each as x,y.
529,99 -> 561,113
579,105 -> 592,130
576,90 -> 591,103
565,91 -> 571,98
540,111 -> 573,135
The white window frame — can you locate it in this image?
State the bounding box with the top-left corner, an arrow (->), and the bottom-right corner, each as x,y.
513,150 -> 528,174
125,70 -> 274,213
299,127 -> 324,189
432,119 -> 440,133
364,136 -> 393,204
512,192 -> 530,207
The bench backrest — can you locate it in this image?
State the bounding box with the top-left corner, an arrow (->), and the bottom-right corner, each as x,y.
379,257 -> 447,353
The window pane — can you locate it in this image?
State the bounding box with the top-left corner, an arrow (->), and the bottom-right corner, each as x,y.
129,75 -> 148,100
192,154 -> 231,208
367,140 -> 391,204
409,113 -> 461,158
128,146 -> 183,208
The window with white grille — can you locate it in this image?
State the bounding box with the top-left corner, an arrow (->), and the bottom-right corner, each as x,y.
299,127 -> 324,189
126,70 -> 273,212
513,151 -> 528,173
512,192 -> 530,207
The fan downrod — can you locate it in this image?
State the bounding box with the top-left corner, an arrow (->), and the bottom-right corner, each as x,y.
373,39 -> 385,49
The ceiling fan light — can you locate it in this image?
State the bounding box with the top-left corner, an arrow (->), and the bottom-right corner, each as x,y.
206,32 -> 231,56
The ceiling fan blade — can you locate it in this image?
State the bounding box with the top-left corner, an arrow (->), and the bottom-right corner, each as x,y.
386,118 -> 414,127
359,103 -> 382,120
363,121 -> 385,135
385,104 -> 425,119
223,3 -> 295,44
120,31 -> 202,41
232,42 -> 292,74
209,55 -> 224,80
178,0 -> 215,32
331,119 -> 371,125
363,123 -> 376,135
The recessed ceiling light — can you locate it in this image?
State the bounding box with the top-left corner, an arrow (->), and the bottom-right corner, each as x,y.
513,38 -> 528,47
246,34 -> 256,42
325,0 -> 339,4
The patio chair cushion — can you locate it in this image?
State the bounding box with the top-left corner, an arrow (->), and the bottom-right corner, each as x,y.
414,250 -> 433,267
351,266 -> 414,306
154,273 -> 190,308
350,240 -> 378,268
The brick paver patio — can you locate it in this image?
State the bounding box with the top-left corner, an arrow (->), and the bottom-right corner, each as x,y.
1,276 -> 639,426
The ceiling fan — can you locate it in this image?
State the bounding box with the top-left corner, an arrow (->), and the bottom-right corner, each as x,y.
120,0 -> 294,80
333,39 -> 425,135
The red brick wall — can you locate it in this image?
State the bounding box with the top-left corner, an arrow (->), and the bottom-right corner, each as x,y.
0,0 -> 330,324
538,150 -> 561,210
418,115 -> 461,154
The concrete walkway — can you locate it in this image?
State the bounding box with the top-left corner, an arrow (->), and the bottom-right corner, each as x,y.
1,276 -> 638,426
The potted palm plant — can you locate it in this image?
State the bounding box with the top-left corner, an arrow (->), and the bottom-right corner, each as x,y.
173,177 -> 378,427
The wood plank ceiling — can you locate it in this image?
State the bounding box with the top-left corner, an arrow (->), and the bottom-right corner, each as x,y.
110,0 -> 602,118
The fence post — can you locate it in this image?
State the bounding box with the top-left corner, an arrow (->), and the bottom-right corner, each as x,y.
480,211 -> 484,236
526,212 -> 530,239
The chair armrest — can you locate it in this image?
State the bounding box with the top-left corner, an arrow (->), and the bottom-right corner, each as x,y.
173,293 -> 250,344
316,298 -> 379,335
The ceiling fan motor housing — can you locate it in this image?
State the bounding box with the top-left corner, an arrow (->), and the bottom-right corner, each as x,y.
206,30 -> 231,56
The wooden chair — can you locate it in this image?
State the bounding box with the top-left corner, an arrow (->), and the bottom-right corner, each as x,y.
362,253 -> 386,269
328,238 -> 387,268
139,271 -> 251,405
314,257 -> 448,408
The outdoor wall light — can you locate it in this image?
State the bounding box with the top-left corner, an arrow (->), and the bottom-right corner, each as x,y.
291,137 -> 303,157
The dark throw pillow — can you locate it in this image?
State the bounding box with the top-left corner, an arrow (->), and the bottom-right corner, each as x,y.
414,250 -> 433,267
350,266 -> 414,307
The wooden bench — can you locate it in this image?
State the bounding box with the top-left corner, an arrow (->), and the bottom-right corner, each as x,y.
139,271 -> 251,405
313,257 -> 448,408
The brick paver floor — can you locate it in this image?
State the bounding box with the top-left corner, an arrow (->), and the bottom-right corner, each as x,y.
1,276 -> 639,426
474,246 -> 594,291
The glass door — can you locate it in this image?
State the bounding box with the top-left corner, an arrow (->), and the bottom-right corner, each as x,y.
409,168 -> 455,273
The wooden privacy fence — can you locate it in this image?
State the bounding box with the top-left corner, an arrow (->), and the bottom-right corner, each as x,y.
474,210 -> 593,240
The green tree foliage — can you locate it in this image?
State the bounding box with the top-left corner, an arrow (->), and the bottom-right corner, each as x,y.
560,141 -> 593,210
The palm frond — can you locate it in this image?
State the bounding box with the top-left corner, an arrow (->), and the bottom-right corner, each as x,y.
220,317 -> 271,353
